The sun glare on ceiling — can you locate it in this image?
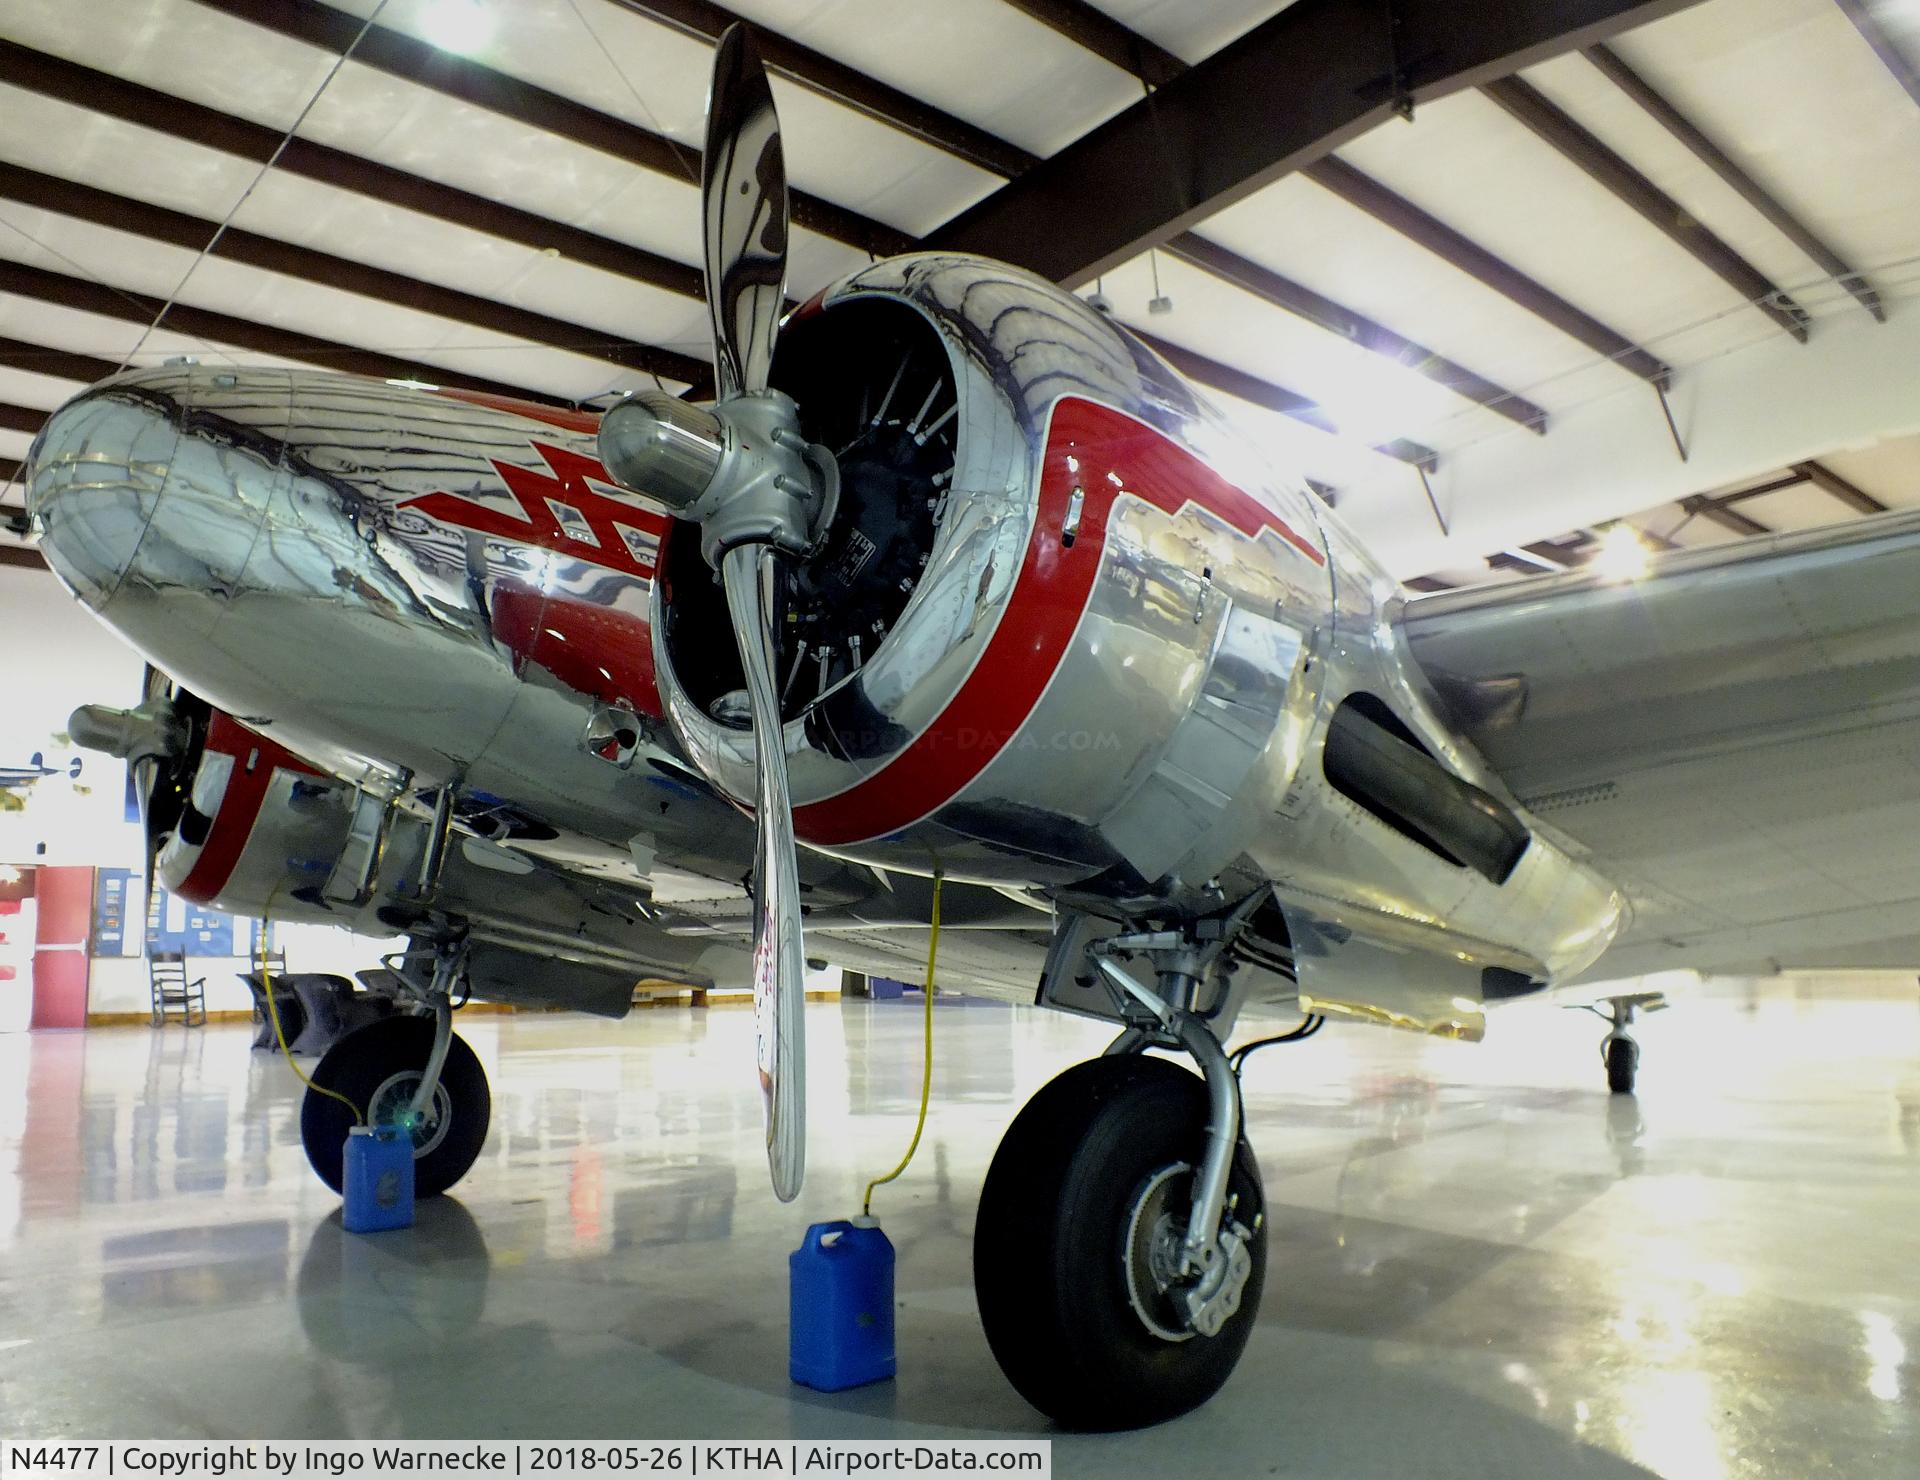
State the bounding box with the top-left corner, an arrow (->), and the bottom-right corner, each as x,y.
420,0 -> 494,54
1592,525 -> 1652,583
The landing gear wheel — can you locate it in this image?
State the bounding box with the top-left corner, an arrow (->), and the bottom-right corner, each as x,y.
300,1016 -> 490,1198
974,1055 -> 1267,1430
1605,1035 -> 1638,1095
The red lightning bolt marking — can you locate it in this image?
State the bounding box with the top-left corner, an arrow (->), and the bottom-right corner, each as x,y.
401,441 -> 670,580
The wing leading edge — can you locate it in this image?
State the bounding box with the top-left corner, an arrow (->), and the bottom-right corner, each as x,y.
1401,510 -> 1920,979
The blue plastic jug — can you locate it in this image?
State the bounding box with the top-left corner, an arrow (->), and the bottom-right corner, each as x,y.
789,1218 -> 896,1391
342,1124 -> 415,1233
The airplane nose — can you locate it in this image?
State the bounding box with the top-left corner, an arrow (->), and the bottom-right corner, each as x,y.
26,365 -> 192,612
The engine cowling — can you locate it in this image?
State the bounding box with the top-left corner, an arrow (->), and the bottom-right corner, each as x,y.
653,254 -> 1337,893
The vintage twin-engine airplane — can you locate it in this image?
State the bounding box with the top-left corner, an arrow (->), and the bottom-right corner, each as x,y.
0,750 -> 81,789
24,25 -> 1920,1429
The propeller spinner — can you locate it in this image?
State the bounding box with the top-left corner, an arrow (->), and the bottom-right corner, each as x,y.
597,25 -> 838,1202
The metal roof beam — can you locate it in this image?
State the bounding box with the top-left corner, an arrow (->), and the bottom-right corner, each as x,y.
1129,328 -> 1438,469
608,2 -> 1546,429
1680,492 -> 1771,536
0,259 -> 577,406
1717,470 -> 1808,503
0,403 -> 48,435
1479,76 -> 1812,341
0,41 -> 703,304
1161,233 -> 1549,431
1007,9 -> 1666,393
928,0 -> 1697,284
0,545 -> 47,572
1834,0 -> 1920,110
604,0 -> 1037,175
190,0 -> 911,257
9,28 -> 1540,443
0,335 -> 117,385
993,0 -> 1187,88
0,162 -> 711,389
1301,157 -> 1670,384
1792,458 -> 1887,514
1582,43 -> 1883,321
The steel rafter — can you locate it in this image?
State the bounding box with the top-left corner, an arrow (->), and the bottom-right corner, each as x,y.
1480,76 -> 1812,341
1161,233 -> 1549,431
1301,157 -> 1670,384
1582,43 -> 1883,321
994,0 -> 1187,87
929,0 -> 1699,283
955,2 -> 1658,416
1792,459 -> 1887,514
2,39 -> 1452,453
190,0 -> 912,257
603,8 -> 1545,430
0,335 -> 117,385
0,403 -> 48,435
604,0 -> 1036,175
1130,329 -> 1438,469
0,163 -> 711,390
1680,492 -> 1772,536
0,41 -> 702,305
0,260 -> 578,406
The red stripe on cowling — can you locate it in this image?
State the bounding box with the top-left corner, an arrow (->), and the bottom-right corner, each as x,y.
175,714 -> 322,905
790,396 -> 1322,847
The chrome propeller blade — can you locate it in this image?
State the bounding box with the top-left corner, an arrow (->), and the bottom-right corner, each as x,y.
721,543 -> 806,1200
598,24 -> 823,1201
70,665 -> 187,947
703,24 -> 788,401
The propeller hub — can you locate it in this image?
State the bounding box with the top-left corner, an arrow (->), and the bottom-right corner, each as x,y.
602,388 -> 837,568
68,697 -> 187,767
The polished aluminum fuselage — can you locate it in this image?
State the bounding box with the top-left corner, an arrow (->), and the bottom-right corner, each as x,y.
26,254 -> 1622,1021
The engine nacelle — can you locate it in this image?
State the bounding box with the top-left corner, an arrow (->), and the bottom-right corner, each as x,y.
143,705 -> 746,1015
656,255 -> 1337,894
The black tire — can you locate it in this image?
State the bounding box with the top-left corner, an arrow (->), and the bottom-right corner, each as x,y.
1605,1036 -> 1637,1095
974,1055 -> 1267,1430
300,1016 -> 490,1198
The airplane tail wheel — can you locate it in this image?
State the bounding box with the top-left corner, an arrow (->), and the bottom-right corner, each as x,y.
974,1055 -> 1266,1430
1605,1035 -> 1638,1095
301,1016 -> 491,1198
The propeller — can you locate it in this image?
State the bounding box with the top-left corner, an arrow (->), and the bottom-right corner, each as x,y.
597,25 -> 838,1203
69,665 -> 191,946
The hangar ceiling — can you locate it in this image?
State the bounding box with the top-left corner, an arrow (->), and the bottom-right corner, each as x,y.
1,0 -> 1917,591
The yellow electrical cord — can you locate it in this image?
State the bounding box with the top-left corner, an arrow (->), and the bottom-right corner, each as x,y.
259,884 -> 363,1123
862,872 -> 941,1217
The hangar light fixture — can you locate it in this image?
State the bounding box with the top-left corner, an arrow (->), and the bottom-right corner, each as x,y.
420,0 -> 495,55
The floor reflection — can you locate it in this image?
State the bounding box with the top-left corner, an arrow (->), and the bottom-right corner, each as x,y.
296,1199 -> 491,1363
0,981 -> 1913,1470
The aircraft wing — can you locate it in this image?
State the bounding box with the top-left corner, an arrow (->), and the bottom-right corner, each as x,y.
1401,510 -> 1920,980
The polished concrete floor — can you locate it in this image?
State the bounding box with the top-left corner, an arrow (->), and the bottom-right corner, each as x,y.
2,980 -> 1917,1476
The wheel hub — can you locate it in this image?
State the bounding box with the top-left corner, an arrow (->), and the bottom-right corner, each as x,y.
1122,1161 -> 1258,1342
367,1070 -> 452,1157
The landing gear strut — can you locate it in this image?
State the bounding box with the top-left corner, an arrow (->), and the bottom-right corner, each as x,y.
1574,991 -> 1667,1096
975,911 -> 1268,1429
300,939 -> 490,1198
